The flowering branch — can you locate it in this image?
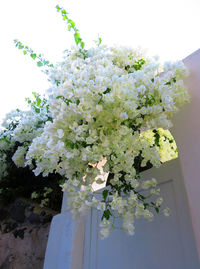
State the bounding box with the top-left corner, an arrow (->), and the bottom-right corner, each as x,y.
13,39 -> 54,74
56,5 -> 85,49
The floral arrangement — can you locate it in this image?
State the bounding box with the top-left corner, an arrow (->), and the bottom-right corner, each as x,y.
0,5 -> 189,239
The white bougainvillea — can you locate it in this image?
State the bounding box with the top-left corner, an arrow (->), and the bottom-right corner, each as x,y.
24,45 -> 189,238
0,94 -> 50,181
1,4 -> 188,238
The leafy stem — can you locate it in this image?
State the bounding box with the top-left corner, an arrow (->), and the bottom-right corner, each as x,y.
56,5 -> 85,49
94,35 -> 102,47
14,39 -> 54,74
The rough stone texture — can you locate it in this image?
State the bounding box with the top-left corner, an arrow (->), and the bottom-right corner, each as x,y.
0,200 -> 58,269
0,224 -> 50,269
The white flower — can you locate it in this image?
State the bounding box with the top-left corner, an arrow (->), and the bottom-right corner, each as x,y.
156,197 -> 163,207
163,207 -> 170,217
96,105 -> 103,111
100,219 -> 111,239
141,180 -> 151,190
12,146 -> 27,168
57,129 -> 65,138
120,112 -> 128,120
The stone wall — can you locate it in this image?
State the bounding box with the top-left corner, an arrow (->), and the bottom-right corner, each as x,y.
0,199 -> 57,269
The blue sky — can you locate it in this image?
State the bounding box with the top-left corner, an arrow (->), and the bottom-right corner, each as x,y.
0,0 -> 199,123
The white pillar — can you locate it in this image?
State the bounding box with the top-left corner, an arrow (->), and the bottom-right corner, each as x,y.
43,191 -> 85,269
172,49 -> 200,260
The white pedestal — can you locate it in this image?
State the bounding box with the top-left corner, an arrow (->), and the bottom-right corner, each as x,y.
43,193 -> 85,269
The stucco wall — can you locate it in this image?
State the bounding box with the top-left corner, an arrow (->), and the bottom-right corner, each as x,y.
172,49 -> 200,261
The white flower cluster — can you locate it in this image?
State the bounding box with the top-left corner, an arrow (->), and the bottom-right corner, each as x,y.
24,45 -> 188,238
140,128 -> 178,163
0,45 -> 188,238
0,107 -> 49,180
12,146 -> 27,168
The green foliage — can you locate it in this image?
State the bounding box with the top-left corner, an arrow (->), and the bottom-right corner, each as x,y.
102,209 -> 112,220
25,92 -> 50,115
153,129 -> 160,146
102,189 -> 109,201
14,5 -> 100,72
14,40 -> 54,74
94,36 -> 102,47
125,58 -> 146,73
56,5 -> 85,49
56,95 -> 72,106
165,77 -> 177,86
0,111 -> 62,210
133,59 -> 146,70
0,161 -> 63,211
65,139 -> 75,149
31,187 -> 53,207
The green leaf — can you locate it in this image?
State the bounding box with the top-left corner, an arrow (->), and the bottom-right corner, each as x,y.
37,61 -> 43,67
31,53 -> 36,60
63,14 -> 68,20
102,189 -> 109,201
59,178 -> 66,185
74,32 -> 80,38
132,59 -> 146,71
74,32 -> 80,44
81,41 -> 85,49
76,99 -> 80,105
172,77 -> 177,83
103,88 -> 111,94
23,50 -> 27,55
68,24 -> 72,31
56,5 -> 61,12
56,95 -> 72,105
43,60 -> 49,65
55,80 -> 60,86
165,81 -> 171,85
155,207 -> 159,213
65,139 -> 75,149
35,108 -> 40,113
153,129 -> 160,146
36,98 -> 41,106
62,9 -> 67,14
98,37 -> 102,46
69,20 -> 75,27
18,44 -> 24,49
102,209 -> 112,220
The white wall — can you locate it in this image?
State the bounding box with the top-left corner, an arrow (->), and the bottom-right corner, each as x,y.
172,49 -> 200,260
